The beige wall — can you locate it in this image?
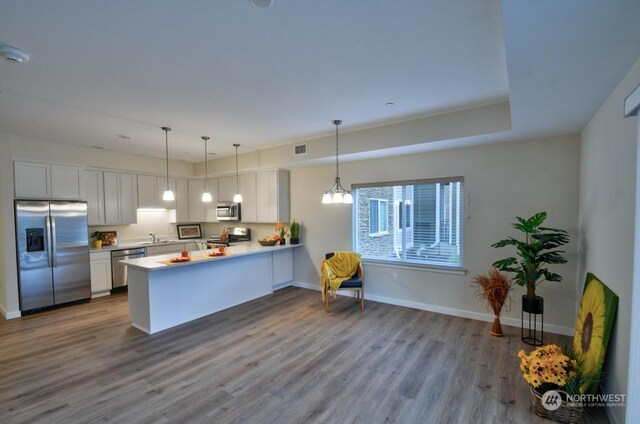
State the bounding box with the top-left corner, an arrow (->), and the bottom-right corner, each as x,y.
578,56 -> 640,424
291,135 -> 581,332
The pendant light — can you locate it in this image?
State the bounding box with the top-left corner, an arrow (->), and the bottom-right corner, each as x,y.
161,126 -> 175,201
233,144 -> 243,203
322,120 -> 353,204
201,136 -> 212,203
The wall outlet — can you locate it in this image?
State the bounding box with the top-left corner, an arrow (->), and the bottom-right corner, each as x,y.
393,272 -> 398,281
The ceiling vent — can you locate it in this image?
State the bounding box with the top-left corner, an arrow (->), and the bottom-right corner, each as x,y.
294,144 -> 307,156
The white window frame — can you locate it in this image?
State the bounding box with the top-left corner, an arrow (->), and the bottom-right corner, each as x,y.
353,177 -> 464,270
369,198 -> 389,237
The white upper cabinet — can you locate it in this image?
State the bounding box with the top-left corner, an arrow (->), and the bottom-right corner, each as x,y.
218,176 -> 237,202
103,172 -> 121,225
14,161 -> 50,198
103,171 -> 137,225
119,173 -> 138,224
239,173 -> 257,223
256,170 -> 290,223
157,176 -> 176,210
83,170 -> 105,225
175,178 -> 189,223
14,161 -> 84,200
187,179 -> 206,223
205,178 -> 219,222
137,175 -> 158,209
50,164 -> 84,199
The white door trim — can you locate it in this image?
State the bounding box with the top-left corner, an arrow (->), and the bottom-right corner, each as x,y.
626,84 -> 640,423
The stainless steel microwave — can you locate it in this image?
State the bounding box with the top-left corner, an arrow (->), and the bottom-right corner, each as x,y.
216,202 -> 241,221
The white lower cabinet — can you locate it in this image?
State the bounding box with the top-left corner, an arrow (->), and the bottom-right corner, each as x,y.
272,249 -> 293,288
89,251 -> 112,297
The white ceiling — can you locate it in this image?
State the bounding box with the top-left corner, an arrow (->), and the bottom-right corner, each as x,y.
0,1 -> 638,163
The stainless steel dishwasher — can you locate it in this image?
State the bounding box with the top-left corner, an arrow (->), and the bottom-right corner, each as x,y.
111,247 -> 145,288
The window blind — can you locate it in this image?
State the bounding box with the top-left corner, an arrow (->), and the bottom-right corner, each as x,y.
353,179 -> 464,268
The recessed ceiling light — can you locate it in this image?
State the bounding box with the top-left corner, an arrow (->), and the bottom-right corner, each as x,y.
385,102 -> 395,106
93,145 -> 106,150
250,0 -> 273,8
0,45 -> 30,63
117,134 -> 134,140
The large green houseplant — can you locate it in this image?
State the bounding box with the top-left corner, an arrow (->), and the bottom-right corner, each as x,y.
492,212 -> 569,300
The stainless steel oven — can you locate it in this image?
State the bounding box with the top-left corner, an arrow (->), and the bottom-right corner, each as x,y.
216,202 -> 241,221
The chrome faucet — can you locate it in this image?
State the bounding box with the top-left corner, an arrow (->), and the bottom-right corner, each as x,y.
149,233 -> 159,243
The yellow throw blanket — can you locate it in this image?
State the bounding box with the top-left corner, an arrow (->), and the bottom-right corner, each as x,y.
320,251 -> 361,301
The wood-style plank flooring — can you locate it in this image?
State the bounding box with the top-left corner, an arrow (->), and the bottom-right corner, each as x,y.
0,287 -> 608,423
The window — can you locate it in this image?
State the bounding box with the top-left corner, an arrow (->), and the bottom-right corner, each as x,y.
398,202 -> 411,229
353,177 -> 464,268
369,199 -> 388,236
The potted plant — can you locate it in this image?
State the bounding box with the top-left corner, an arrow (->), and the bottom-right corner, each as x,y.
91,230 -> 103,248
274,222 -> 289,245
290,220 -> 300,245
492,212 -> 569,313
472,268 -> 512,337
518,345 -> 595,423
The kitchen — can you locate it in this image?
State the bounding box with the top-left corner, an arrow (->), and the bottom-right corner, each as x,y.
12,156 -> 295,316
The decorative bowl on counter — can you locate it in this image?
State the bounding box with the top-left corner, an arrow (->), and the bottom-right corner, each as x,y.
258,238 -> 279,246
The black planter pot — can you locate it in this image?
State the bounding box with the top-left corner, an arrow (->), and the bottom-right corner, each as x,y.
279,239 -> 286,245
290,237 -> 300,245
522,295 -> 544,346
522,295 -> 544,314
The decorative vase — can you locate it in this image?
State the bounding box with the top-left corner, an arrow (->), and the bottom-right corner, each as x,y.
522,295 -> 544,346
290,237 -> 299,245
490,316 -> 503,337
94,240 -> 103,248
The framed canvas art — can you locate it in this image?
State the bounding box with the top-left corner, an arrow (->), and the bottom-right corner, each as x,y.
573,272 -> 619,394
177,224 -> 202,240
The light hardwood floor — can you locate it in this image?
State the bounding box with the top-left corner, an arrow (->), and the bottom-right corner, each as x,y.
0,287 -> 608,423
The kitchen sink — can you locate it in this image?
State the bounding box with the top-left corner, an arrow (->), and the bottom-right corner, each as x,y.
137,240 -> 175,245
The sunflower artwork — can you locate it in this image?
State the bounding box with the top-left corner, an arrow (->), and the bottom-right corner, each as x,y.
573,273 -> 618,394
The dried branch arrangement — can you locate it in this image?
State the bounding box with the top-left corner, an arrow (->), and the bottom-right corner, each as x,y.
473,267 -> 513,336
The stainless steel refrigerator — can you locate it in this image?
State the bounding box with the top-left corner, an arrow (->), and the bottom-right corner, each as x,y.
15,200 -> 91,312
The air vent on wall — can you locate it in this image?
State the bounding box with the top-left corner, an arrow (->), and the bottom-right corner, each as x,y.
294,144 -> 307,156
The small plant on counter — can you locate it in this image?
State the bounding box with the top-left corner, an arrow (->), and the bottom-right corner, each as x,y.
274,222 -> 289,245
90,231 -> 103,248
290,220 -> 300,244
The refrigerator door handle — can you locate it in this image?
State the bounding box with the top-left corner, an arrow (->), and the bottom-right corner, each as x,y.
51,216 -> 57,268
46,215 -> 53,268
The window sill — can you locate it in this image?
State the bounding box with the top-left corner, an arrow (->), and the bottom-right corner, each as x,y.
362,258 -> 467,275
368,231 -> 389,238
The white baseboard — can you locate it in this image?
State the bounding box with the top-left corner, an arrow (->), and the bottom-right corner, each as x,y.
91,291 -> 111,299
290,281 -> 574,337
273,281 -> 293,291
0,303 -> 21,320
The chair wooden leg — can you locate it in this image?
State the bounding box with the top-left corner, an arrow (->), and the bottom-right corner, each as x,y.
324,286 -> 330,312
360,286 -> 364,312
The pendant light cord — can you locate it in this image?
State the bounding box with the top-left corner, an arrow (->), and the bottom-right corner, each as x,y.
335,122 -> 339,179
234,144 -> 240,194
203,137 -> 208,191
163,127 -> 171,190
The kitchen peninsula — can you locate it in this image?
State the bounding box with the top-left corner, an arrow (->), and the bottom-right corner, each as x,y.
120,243 -> 301,334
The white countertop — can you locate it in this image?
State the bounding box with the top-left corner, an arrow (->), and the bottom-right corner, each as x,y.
90,238 -> 208,252
119,242 -> 302,271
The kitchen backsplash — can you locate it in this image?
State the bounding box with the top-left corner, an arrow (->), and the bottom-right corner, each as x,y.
89,209 -> 178,242
90,209 -> 292,244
